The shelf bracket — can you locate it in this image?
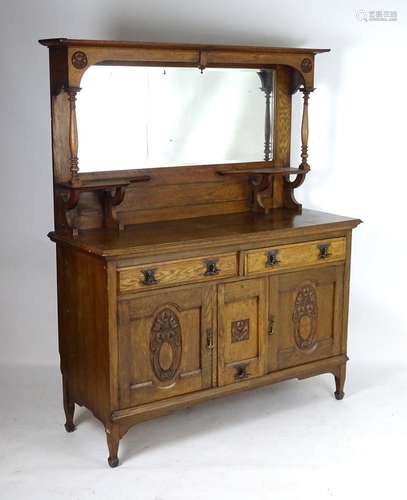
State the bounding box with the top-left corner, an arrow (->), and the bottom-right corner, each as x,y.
56,176 -> 151,237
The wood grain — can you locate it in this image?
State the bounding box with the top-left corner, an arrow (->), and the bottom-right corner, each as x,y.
118,253 -> 238,293
40,39 -> 361,469
217,278 -> 267,386
118,285 -> 214,406
245,237 -> 346,275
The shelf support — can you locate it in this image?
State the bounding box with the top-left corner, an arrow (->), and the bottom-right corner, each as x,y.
66,87 -> 81,186
55,176 -> 151,237
299,87 -> 311,170
284,87 -> 314,210
258,70 -> 274,162
249,173 -> 273,214
100,186 -> 126,231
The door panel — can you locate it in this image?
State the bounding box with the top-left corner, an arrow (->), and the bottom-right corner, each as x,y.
218,278 -> 267,386
118,285 -> 215,407
268,265 -> 344,371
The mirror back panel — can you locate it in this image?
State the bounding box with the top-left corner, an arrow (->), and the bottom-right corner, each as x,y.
77,66 -> 274,172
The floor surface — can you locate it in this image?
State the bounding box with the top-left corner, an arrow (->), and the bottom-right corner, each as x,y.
1,360 -> 406,500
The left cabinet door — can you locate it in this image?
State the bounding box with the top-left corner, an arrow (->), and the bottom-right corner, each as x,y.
118,285 -> 215,407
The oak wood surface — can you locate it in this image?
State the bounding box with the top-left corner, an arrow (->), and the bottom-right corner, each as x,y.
218,278 -> 267,386
39,38 -> 330,54
245,237 -> 346,275
113,353 -> 348,424
49,209 -> 361,257
40,38 -> 361,468
118,285 -> 215,407
268,266 -> 344,370
118,252 -> 238,293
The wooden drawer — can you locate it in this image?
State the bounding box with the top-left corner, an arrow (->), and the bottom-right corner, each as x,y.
118,253 -> 238,293
245,237 -> 346,276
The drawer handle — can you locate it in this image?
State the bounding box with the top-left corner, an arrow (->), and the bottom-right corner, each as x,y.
141,269 -> 158,286
318,243 -> 331,259
235,364 -> 249,381
204,259 -> 220,276
266,249 -> 280,267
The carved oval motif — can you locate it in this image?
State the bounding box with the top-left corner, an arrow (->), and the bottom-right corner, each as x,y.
292,284 -> 318,351
150,308 -> 182,382
158,342 -> 174,371
301,57 -> 313,73
71,50 -> 88,69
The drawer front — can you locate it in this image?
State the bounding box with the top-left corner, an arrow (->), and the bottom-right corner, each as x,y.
118,253 -> 238,293
246,237 -> 346,275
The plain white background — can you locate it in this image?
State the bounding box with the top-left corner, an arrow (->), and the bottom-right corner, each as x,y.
1,1 -> 406,499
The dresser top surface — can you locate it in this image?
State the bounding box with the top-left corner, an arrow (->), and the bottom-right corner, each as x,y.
49,209 -> 361,258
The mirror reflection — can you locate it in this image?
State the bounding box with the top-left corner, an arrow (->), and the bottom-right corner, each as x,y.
76,66 -> 274,172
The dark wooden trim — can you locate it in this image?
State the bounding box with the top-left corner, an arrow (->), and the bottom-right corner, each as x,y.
39,38 -> 330,54
112,354 -> 348,422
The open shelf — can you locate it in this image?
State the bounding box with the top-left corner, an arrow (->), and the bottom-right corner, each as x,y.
217,166 -> 310,177
57,175 -> 151,192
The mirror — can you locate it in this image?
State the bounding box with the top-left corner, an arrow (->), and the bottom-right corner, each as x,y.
76,66 -> 275,172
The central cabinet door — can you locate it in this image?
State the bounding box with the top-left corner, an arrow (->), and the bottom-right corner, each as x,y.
218,278 -> 267,386
118,285 -> 215,407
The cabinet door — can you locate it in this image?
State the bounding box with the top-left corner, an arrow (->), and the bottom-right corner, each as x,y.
268,265 -> 344,371
218,278 -> 267,386
118,285 -> 215,407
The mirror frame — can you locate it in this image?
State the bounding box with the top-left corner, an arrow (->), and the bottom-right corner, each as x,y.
39,39 -> 328,185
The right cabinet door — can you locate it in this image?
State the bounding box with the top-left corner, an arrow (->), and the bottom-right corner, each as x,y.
268,265 -> 344,371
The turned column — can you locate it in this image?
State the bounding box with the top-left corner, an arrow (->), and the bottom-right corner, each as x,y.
282,87 -> 313,211
257,70 -> 274,161
66,87 -> 81,186
299,87 -> 312,170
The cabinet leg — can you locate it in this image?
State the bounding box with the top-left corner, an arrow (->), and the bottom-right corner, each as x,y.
62,377 -> 76,432
106,424 -> 120,468
334,364 -> 346,400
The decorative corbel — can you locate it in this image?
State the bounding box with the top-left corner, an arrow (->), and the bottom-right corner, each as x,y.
100,186 -> 127,231
249,173 -> 273,214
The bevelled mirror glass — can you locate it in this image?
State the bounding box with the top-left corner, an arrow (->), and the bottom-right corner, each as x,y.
76,66 -> 274,172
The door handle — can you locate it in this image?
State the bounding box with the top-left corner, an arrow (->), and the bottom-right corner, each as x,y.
268,317 -> 275,335
206,328 -> 214,350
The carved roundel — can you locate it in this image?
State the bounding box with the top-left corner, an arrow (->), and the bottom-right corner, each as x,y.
292,284 -> 318,351
231,319 -> 250,343
71,50 -> 88,69
300,57 -> 313,73
150,308 -> 182,383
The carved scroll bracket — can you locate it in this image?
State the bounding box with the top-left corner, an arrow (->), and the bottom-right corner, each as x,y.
249,173 -> 273,214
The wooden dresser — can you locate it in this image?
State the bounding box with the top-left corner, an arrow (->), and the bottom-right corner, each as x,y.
40,38 -> 361,467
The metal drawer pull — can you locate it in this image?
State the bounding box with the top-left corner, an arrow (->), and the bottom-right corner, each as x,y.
204,259 -> 220,276
318,243 -> 331,259
266,249 -> 280,267
141,269 -> 158,285
235,364 -> 249,380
